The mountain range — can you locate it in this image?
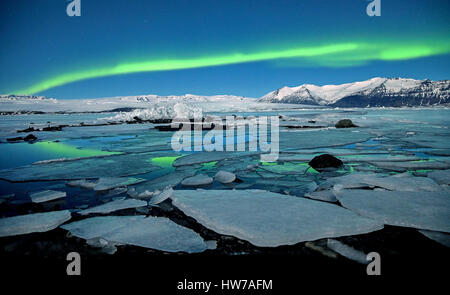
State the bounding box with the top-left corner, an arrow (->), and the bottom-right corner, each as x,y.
2,77 -> 449,109
259,78 -> 450,107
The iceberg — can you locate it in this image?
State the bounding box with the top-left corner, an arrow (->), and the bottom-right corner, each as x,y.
103,102 -> 203,122
0,210 -> 71,237
171,189 -> 383,247
336,189 -> 450,233
61,215 -> 210,253
79,198 -> 147,215
29,190 -> 67,203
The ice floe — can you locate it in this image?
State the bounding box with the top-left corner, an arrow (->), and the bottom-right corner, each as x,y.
149,188 -> 173,206
173,152 -> 251,167
214,171 -> 236,184
79,198 -> 147,215
327,239 -> 368,264
427,169 -> 450,185
371,160 -> 450,172
129,170 -> 196,196
93,177 -> 146,191
0,152 -> 161,181
61,215 -> 211,253
279,129 -> 372,150
181,174 -> 213,186
29,190 -> 67,203
336,189 -> 450,233
304,190 -> 337,203
326,172 -> 443,192
0,210 -> 71,237
171,189 -> 383,247
66,179 -> 96,189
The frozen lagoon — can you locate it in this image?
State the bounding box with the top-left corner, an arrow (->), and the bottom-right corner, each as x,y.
0,106 -> 449,261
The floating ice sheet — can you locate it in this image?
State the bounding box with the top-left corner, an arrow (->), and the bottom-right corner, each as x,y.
61,215 -> 210,253
173,152 -> 253,167
371,160 -> 450,172
67,179 -> 96,189
93,177 -> 146,191
427,169 -> 450,185
171,189 -> 383,247
326,172 -> 442,192
79,198 -> 147,215
149,188 -> 173,206
130,170 -> 196,195
305,190 -> 337,203
336,189 -> 450,233
181,174 -> 213,186
0,210 -> 71,237
403,133 -> 450,149
279,129 -> 372,150
29,190 -> 67,203
0,152 -> 160,181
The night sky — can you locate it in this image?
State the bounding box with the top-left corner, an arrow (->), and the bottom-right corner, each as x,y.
1,0 -> 449,99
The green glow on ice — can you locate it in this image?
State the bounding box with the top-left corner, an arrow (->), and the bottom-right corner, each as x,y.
201,161 -> 218,169
150,156 -> 182,168
35,141 -> 120,158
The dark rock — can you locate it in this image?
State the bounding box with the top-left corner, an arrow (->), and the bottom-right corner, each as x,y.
308,154 -> 343,171
149,119 -> 173,124
17,127 -> 37,133
6,136 -> 24,142
42,125 -> 64,131
24,134 -> 38,142
154,124 -> 183,131
133,116 -> 144,123
155,123 -> 222,132
335,119 -> 358,128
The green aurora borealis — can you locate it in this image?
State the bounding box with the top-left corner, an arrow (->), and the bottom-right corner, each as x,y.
13,40 -> 450,95
1,0 -> 449,98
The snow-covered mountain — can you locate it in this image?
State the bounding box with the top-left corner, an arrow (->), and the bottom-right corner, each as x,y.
260,78 -> 450,107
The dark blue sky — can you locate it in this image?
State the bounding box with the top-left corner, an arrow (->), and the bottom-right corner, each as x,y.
0,0 -> 449,98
